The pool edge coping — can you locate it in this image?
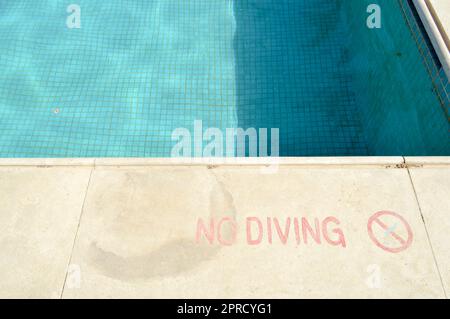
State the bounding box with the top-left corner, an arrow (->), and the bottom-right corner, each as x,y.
0,157 -> 448,167
413,0 -> 450,78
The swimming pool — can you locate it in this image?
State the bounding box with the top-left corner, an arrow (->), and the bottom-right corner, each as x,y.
0,0 -> 448,157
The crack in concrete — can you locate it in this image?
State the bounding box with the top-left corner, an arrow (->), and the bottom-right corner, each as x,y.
60,165 -> 94,299
405,160 -> 448,298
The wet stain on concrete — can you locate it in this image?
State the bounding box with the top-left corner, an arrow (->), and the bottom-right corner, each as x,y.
87,170 -> 237,281
88,239 -> 220,281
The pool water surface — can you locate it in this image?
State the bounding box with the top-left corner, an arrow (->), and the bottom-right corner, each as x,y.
0,0 -> 448,157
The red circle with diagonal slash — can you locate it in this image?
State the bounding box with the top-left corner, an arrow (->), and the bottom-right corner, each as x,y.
367,211 -> 413,253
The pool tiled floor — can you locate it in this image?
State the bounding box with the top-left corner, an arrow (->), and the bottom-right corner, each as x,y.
0,0 -> 369,157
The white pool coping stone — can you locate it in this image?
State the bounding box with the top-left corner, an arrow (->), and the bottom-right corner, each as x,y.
415,0 -> 450,78
428,0 -> 450,45
0,157 -> 448,167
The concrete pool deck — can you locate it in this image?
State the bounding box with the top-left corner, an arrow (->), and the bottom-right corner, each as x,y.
0,157 -> 449,298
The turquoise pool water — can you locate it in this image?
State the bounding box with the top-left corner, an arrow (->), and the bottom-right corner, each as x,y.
0,0 -> 448,157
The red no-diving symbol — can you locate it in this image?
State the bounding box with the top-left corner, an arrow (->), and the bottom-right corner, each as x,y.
367,211 -> 413,253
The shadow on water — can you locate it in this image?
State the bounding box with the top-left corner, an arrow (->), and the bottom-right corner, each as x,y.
232,0 -> 368,156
